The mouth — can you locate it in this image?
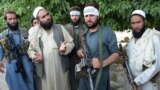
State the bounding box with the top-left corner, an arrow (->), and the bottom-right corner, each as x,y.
86,21 -> 92,25
134,28 -> 140,32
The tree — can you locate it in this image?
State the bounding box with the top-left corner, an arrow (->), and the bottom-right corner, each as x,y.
0,0 -> 160,31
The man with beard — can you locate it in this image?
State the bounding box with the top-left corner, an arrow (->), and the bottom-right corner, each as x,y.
65,6 -> 84,90
77,2 -> 119,90
126,10 -> 160,90
0,10 -> 34,90
28,6 -> 74,90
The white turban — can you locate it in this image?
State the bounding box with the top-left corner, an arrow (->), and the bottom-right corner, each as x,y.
33,6 -> 44,18
132,10 -> 146,18
83,6 -> 99,16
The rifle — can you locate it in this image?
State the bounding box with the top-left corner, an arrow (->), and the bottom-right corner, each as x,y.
6,34 -> 27,82
75,44 -> 94,89
119,44 -> 137,90
83,44 -> 95,90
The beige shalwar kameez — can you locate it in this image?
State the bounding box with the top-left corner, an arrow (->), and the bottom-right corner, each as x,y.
28,25 -> 74,90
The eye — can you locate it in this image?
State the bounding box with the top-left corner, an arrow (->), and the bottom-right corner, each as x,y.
85,15 -> 88,17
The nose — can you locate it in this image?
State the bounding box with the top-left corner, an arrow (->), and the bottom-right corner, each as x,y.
133,23 -> 139,28
10,18 -> 17,24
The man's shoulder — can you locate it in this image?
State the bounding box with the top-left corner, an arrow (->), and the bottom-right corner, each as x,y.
151,29 -> 160,39
1,29 -> 8,38
65,23 -> 71,26
64,23 -> 72,29
29,26 -> 42,36
100,25 -> 113,34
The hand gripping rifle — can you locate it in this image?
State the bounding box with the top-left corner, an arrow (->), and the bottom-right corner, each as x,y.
83,45 -> 94,90
119,44 -> 137,90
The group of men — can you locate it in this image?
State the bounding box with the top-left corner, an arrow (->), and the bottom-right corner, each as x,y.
0,1 -> 160,90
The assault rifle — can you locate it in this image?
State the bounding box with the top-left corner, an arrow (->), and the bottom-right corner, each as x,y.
83,45 -> 94,90
75,45 -> 94,90
119,44 -> 137,90
6,34 -> 27,82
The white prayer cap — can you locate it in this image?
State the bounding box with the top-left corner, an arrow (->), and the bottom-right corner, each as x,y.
131,10 -> 146,18
83,6 -> 99,16
33,6 -> 44,18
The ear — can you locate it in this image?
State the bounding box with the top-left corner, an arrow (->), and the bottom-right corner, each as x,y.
144,19 -> 148,26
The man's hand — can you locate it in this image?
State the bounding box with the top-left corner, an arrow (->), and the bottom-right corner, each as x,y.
130,80 -> 138,90
92,58 -> 103,69
77,49 -> 84,58
59,41 -> 66,53
33,52 -> 43,62
0,61 -> 4,73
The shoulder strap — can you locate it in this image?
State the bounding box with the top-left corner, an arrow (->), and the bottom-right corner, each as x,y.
95,28 -> 103,90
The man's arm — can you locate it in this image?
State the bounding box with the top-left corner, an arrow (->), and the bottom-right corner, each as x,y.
92,27 -> 120,68
134,35 -> 160,85
59,25 -> 75,55
92,53 -> 119,68
0,45 -> 5,72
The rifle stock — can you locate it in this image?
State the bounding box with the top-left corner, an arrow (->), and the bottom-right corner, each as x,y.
119,44 -> 138,90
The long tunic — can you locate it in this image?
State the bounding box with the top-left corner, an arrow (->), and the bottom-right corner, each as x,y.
126,28 -> 160,90
28,25 -> 74,90
0,29 -> 34,90
65,23 -> 83,89
79,25 -> 119,90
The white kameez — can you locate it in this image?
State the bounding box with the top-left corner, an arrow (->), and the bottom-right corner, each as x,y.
126,28 -> 160,90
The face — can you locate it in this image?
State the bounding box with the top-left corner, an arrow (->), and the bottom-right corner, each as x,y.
130,15 -> 144,32
84,14 -> 99,29
130,15 -> 146,38
37,9 -> 52,30
70,15 -> 80,25
5,13 -> 18,30
32,19 -> 39,26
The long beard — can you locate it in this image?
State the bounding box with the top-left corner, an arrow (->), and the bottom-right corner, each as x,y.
86,19 -> 99,29
71,19 -> 80,26
132,26 -> 146,39
7,23 -> 18,30
40,18 -> 53,30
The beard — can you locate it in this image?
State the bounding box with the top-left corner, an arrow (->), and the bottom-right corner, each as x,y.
40,18 -> 53,30
71,19 -> 80,26
85,18 -> 99,29
7,22 -> 18,30
132,26 -> 146,39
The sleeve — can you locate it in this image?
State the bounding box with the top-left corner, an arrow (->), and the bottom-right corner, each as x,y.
134,35 -> 160,85
60,25 -> 75,55
107,28 -> 119,54
27,26 -> 42,61
0,45 -> 4,61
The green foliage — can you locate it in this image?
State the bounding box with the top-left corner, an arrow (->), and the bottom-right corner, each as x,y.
0,0 -> 160,31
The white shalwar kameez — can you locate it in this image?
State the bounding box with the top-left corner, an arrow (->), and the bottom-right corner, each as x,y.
126,28 -> 160,90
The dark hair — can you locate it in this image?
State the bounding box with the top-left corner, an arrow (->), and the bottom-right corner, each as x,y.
70,6 -> 81,11
85,2 -> 99,10
31,17 -> 36,26
4,10 -> 18,20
